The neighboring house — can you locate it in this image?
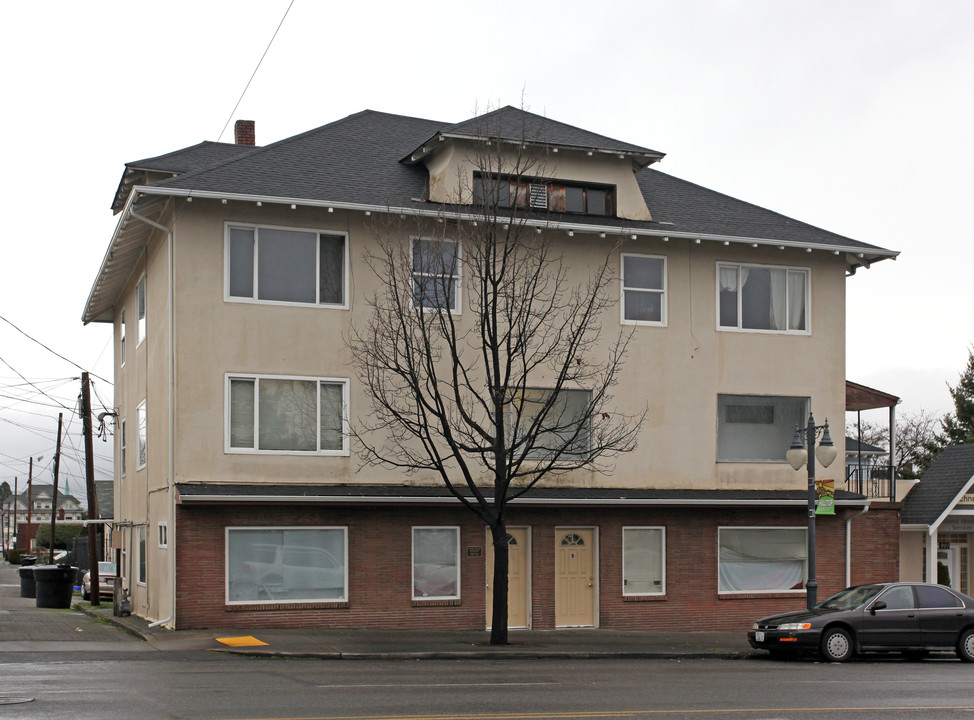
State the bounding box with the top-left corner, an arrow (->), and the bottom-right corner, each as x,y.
83,108 -> 900,631
900,444 -> 974,596
7,484 -> 84,524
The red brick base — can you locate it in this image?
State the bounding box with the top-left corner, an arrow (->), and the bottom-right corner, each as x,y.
173,502 -> 899,631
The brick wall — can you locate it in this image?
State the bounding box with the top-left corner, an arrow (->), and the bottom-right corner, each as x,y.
174,502 -> 899,631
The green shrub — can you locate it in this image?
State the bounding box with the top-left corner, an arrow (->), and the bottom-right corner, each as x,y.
6,548 -> 26,565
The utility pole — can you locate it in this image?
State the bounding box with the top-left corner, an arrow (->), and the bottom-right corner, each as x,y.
81,373 -> 101,605
12,477 -> 17,551
49,413 -> 63,564
27,457 -> 33,525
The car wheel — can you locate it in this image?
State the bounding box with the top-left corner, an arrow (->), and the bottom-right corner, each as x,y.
956,629 -> 974,662
820,627 -> 853,662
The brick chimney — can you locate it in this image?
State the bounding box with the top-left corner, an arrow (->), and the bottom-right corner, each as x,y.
234,120 -> 256,146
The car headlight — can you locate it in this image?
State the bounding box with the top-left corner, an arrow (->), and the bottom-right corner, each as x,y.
777,622 -> 812,630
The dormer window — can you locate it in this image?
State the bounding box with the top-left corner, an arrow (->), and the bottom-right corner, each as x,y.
473,173 -> 615,217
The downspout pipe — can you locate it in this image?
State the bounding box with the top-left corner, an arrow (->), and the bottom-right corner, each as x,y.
130,208 -> 175,629
845,503 -> 870,587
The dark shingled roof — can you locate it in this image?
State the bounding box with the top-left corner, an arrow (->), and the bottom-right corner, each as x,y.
175,483 -> 867,506
902,445 -> 974,525
845,437 -> 886,454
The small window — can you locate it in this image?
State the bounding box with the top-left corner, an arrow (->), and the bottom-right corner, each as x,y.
411,238 -> 461,313
226,225 -> 347,307
137,526 -> 147,585
717,395 -> 808,462
472,173 -> 615,217
719,527 -> 806,593
623,527 -> 665,596
119,419 -> 127,478
621,254 -> 666,326
136,275 -> 146,345
227,374 -> 349,455
157,522 -> 168,549
412,527 -> 460,600
509,388 -> 592,461
226,527 -> 348,604
718,263 -> 809,334
120,309 -> 126,366
136,401 -> 147,469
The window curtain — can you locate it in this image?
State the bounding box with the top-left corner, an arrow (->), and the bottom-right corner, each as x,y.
229,378 -> 256,448
719,528 -> 806,592
788,271 -> 806,331
623,528 -> 663,594
413,529 -> 459,598
768,268 -> 787,331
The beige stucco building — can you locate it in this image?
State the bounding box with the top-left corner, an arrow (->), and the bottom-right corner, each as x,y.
84,107 -> 899,631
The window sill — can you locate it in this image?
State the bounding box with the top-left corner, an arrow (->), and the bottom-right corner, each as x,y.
412,599 -> 461,607
623,594 -> 667,602
226,600 -> 349,612
719,591 -> 805,600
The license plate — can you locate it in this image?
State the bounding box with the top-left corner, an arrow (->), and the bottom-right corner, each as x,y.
755,631 -> 765,642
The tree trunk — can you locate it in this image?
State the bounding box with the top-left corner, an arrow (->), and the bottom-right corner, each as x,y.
488,521 -> 510,645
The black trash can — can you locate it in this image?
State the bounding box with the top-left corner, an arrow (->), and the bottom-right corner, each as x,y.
20,555 -> 37,566
33,565 -> 77,609
18,565 -> 37,598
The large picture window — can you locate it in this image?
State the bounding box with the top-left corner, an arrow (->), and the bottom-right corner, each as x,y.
718,527 -> 807,593
510,388 -> 592,460
621,254 -> 666,326
411,238 -> 461,313
717,394 -> 808,462
226,225 -> 347,307
226,527 -> 347,604
622,527 -> 665,596
227,374 -> 348,455
718,263 -> 808,333
412,527 -> 460,600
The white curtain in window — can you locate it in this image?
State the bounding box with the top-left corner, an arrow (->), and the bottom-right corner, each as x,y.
768,268 -> 787,331
719,528 -> 806,592
623,528 -> 663,594
229,378 -> 255,448
788,271 -> 806,331
413,528 -> 459,598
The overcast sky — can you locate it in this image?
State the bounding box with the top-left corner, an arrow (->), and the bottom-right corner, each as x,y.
1,0 -> 972,501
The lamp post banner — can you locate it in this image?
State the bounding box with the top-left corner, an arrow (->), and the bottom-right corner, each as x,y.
815,478 -> 835,515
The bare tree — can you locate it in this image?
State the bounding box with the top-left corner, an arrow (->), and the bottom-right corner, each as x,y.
851,409 -> 939,479
350,123 -> 643,644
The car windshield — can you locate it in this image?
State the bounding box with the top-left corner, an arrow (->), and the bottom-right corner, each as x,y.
817,584 -> 883,610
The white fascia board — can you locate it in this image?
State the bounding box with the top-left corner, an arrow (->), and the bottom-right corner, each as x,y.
929,473 -> 974,535
132,185 -> 898,261
83,190 -> 143,323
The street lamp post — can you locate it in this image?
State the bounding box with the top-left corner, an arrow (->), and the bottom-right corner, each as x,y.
787,412 -> 837,610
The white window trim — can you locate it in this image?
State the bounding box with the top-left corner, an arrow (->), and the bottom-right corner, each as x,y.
119,308 -> 126,367
621,526 -> 666,597
136,274 -> 146,346
412,525 -> 461,601
224,526 -> 349,606
136,401 -> 147,470
223,223 -> 350,310
224,373 -> 350,456
119,418 -> 126,478
620,253 -> 667,327
717,526 -> 807,595
157,522 -> 168,549
409,236 -> 462,315
715,262 -> 811,335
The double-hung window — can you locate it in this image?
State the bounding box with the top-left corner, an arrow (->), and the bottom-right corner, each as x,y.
227,374 -> 349,455
718,262 -> 809,333
136,401 -> 147,469
622,527 -> 665,596
119,309 -> 126,366
411,238 -> 461,313
226,225 -> 347,307
716,394 -> 808,462
412,527 -> 460,600
226,527 -> 348,604
119,419 -> 127,478
621,254 -> 666,325
718,527 -> 806,593
136,275 -> 146,344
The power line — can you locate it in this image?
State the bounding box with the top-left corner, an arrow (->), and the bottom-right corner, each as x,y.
0,314 -> 112,386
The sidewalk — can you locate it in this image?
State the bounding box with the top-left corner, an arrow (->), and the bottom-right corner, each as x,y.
2,562 -> 753,659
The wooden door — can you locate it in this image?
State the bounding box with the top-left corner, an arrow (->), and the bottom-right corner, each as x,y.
555,528 -> 595,627
485,527 -> 529,629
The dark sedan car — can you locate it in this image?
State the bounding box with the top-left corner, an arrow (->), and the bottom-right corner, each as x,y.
748,582 -> 974,662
